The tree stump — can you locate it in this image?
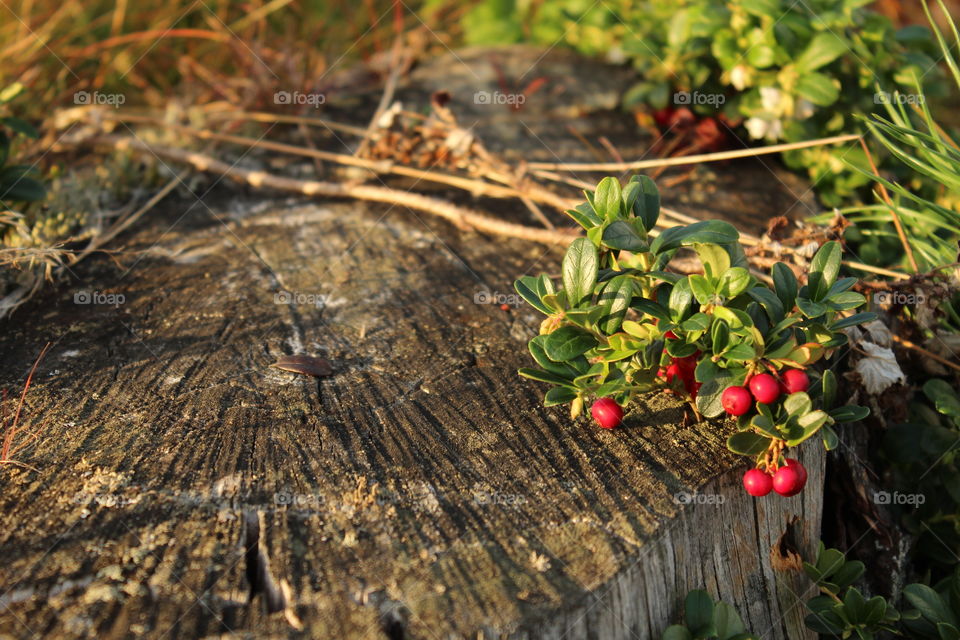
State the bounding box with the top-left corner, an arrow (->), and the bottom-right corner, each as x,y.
0,195 -> 822,639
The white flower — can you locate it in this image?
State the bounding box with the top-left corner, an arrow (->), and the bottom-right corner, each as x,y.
730,65 -> 751,91
745,117 -> 769,139
760,87 -> 783,113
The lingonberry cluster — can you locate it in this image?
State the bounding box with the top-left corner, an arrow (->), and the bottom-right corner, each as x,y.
515,174 -> 874,500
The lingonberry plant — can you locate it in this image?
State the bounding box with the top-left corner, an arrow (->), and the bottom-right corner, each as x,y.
515,174 -> 875,498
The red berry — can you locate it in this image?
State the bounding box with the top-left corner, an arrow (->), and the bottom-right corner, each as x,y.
591,398 -> 624,429
781,369 -> 810,394
721,386 -> 752,416
749,373 -> 780,404
781,458 -> 807,494
664,330 -> 678,340
664,363 -> 682,385
743,468 -> 773,497
689,381 -> 702,400
773,461 -> 807,497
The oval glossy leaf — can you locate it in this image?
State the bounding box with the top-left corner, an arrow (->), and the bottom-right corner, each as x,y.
650,220 -> 739,254
727,431 -> 772,456
602,220 -> 648,251
562,237 -> 599,307
543,326 -> 599,362
628,174 -> 661,232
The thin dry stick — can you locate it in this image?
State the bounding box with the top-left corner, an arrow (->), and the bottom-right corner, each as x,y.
93,135 -> 581,245
892,334 -> 960,372
204,109 -> 368,136
68,173 -> 183,265
858,137 -> 920,273
525,133 -> 862,171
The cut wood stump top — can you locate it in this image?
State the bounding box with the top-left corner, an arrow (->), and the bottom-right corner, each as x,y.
1,198 -> 821,640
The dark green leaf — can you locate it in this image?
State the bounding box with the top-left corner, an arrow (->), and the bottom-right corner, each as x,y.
1,116 -> 39,138
603,220 -> 648,251
727,431 -> 771,456
543,326 -> 599,362
924,379 -> 960,418
518,368 -> 576,388
829,405 -> 870,423
747,287 -> 784,323
684,590 -> 715,637
650,220 -> 739,254
628,174 -> 661,232
544,386 -> 578,406
809,241 -> 842,301
772,262 -> 798,310
515,276 -> 553,315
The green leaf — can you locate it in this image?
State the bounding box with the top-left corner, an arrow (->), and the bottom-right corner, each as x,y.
543,326 -> 598,362
713,601 -> 747,640
529,335 -> 581,378
822,369 -> 837,409
746,287 -> 784,323
684,590 -> 715,637
599,275 -> 634,334
821,425 -> 839,450
796,72 -> 839,106
796,32 -> 848,72
689,274 -> 715,305
515,276 -> 553,315
562,238 -> 599,307
698,369 -> 735,418
544,386 -> 578,406
651,220 -> 739,254
662,625 -> 693,640
723,343 -> 756,361
924,379 -> 960,418
1,116 -> 39,138
518,368 -> 576,388
796,297 -> 829,319
831,312 -> 877,330
905,584 -> 956,625
827,291 -> 866,311
565,202 -> 602,230
772,262 -> 798,310
809,241 -> 842,301
603,220 -> 648,251
717,268 -> 751,299
740,0 -> 781,18
592,176 -> 622,221
628,174 -> 660,232
669,277 -> 694,321
727,431 -> 771,456
0,175 -> 45,202
786,410 -> 829,445
783,392 -> 812,417
694,242 -> 731,280
829,405 -> 870,422
815,548 -> 847,583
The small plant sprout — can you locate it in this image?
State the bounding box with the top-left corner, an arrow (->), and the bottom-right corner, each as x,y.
515,175 -> 875,498
1,342 -> 51,471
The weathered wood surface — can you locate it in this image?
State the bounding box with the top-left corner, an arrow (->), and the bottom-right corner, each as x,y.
0,47 -> 827,639
0,197 -> 822,639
